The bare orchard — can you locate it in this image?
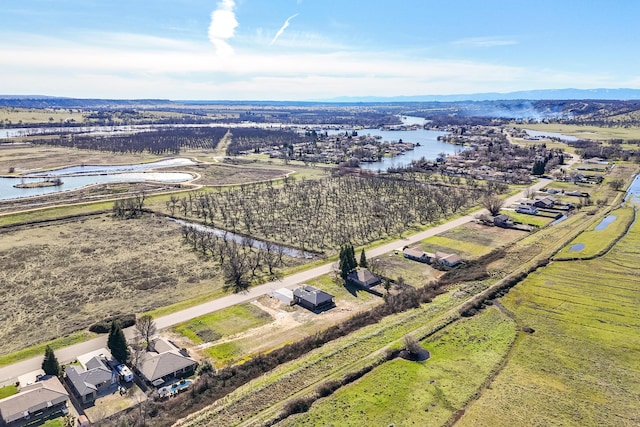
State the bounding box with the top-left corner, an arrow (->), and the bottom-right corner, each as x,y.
167,174 -> 488,252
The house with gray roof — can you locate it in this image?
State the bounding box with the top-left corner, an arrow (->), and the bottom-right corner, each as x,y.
403,247 -> 434,263
138,338 -> 198,387
347,268 -> 382,288
293,285 -> 335,311
65,349 -> 117,404
0,376 -> 69,427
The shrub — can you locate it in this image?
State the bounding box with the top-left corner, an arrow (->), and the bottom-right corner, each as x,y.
281,396 -> 315,417
89,314 -> 136,333
316,380 -> 342,398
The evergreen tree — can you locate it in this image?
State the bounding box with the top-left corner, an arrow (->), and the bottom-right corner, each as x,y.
347,244 -> 357,270
338,243 -> 357,281
359,248 -> 368,268
107,321 -> 130,363
42,345 -> 60,376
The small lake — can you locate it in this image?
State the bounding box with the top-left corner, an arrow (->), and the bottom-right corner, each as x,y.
169,218 -> 315,259
594,215 -> 617,231
524,129 -> 579,142
569,243 -> 585,252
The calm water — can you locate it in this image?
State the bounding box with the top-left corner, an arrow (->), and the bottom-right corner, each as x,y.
0,172 -> 194,200
358,128 -> 457,171
327,116 -> 458,171
625,174 -> 640,205
569,243 -> 585,252
594,215 -> 617,231
26,158 -> 196,176
169,218 -> 315,259
524,129 -> 579,142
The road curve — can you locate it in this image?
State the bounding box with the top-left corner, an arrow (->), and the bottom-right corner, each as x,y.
0,179 -> 550,387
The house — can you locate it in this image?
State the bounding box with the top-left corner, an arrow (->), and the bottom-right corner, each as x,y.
435,251 -> 462,267
402,247 -> 434,263
493,214 -> 511,228
138,338 -> 198,387
293,285 -> 335,311
65,349 -> 117,404
347,269 -> 382,288
534,196 -> 556,209
0,377 -> 69,427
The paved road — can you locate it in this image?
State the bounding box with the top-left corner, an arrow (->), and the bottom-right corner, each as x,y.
0,179 -> 550,387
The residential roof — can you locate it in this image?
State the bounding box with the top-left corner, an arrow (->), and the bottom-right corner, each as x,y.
403,247 -> 427,258
0,377 -> 68,424
293,285 -> 334,307
65,356 -> 113,398
439,253 -> 462,265
138,338 -> 197,383
348,269 -> 381,287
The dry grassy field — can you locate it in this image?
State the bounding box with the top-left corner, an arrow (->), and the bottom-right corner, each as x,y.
0,214 -> 222,355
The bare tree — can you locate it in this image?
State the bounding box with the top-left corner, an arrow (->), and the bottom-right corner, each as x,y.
135,314 -> 157,351
481,195 -> 505,216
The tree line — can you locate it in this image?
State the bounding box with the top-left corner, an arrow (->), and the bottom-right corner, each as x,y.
32,126 -> 227,154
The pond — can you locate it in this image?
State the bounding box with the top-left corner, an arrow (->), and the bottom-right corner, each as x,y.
0,172 -> 194,200
25,158 -> 196,177
594,215 -> 617,231
169,218 -> 315,259
569,243 -> 585,252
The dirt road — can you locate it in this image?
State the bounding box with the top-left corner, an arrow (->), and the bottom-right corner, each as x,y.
0,179 -> 550,387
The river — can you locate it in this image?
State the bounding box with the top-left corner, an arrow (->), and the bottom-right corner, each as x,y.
625,174 -> 640,205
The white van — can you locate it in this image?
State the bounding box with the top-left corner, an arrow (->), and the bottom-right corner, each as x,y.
117,364 -> 133,382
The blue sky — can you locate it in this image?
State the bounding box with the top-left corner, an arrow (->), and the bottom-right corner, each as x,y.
1,0 -> 639,100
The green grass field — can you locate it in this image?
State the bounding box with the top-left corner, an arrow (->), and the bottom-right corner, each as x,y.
458,213 -> 640,426
0,384 -> 18,398
555,205 -> 636,259
517,123 -> 640,141
503,211 -> 556,227
283,306 -> 516,427
172,303 -> 272,345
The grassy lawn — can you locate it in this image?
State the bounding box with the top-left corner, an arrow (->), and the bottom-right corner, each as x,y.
517,123 -> 640,141
0,384 -> 17,398
458,214 -> 640,426
421,235 -> 491,257
284,306 -> 516,427
172,303 -> 273,345
555,205 -> 636,259
503,211 -> 556,227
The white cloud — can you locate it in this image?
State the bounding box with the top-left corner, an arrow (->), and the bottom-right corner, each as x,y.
0,30 -> 632,100
208,0 -> 238,56
270,14 -> 299,46
452,37 -> 518,48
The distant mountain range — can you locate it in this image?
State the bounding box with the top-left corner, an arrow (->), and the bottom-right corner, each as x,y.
324,88 -> 640,103
2,88 -> 640,107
